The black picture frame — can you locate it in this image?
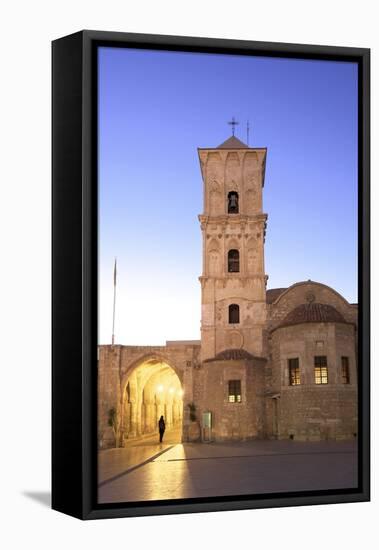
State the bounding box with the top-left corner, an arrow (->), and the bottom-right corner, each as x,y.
52,30 -> 370,520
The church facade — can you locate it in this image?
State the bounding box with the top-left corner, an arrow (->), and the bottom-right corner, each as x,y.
98,136 -> 358,448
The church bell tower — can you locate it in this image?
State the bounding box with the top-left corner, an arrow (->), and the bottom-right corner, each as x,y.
198,134 -> 268,361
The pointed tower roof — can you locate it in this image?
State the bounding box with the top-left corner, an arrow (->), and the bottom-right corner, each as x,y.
217,135 -> 249,149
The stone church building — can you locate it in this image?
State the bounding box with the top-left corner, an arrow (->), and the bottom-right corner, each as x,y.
98,135 -> 358,448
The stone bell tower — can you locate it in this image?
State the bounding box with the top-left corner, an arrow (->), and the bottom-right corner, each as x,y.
198,135 -> 268,361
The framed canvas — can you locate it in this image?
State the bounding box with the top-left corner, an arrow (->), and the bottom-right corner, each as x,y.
52,30 -> 370,520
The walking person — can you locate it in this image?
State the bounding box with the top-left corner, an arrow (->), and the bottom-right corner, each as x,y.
158,415 -> 166,443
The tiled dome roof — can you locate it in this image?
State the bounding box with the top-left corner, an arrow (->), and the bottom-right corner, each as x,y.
204,348 -> 254,362
266,288 -> 287,304
278,303 -> 347,329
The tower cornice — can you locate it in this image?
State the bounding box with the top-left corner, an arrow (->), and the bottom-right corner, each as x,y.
198,213 -> 268,225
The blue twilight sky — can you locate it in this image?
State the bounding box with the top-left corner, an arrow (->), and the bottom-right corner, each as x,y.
98,46 -> 358,346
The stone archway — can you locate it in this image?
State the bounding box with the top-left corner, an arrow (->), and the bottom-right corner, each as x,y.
121,357 -> 184,443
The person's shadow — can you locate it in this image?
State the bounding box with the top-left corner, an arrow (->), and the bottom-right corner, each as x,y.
22,491 -> 51,508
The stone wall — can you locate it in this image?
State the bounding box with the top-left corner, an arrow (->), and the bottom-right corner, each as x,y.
269,322 -> 357,441
193,357 -> 266,441
97,346 -> 122,448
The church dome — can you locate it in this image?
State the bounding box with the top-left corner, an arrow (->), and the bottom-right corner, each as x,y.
277,302 -> 347,329
266,288 -> 287,304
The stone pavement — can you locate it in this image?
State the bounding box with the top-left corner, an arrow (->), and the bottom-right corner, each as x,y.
98,435 -> 358,504
98,427 -> 182,484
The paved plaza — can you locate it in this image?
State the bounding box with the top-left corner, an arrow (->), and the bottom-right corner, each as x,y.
98,430 -> 358,504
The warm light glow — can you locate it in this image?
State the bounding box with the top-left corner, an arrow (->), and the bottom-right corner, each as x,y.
169,387 -> 175,394
178,389 -> 184,397
156,384 -> 164,393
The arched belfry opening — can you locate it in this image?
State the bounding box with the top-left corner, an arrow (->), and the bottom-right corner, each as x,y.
227,191 -> 239,213
121,358 -> 183,443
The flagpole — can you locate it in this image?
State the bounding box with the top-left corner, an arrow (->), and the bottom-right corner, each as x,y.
112,257 -> 117,345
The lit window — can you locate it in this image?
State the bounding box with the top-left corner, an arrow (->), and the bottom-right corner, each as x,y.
228,304 -> 240,324
228,380 -> 241,403
228,249 -> 240,272
288,358 -> 300,385
314,356 -> 328,384
341,356 -> 350,384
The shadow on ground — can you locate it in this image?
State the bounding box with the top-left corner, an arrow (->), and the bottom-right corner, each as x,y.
23,491 -> 51,507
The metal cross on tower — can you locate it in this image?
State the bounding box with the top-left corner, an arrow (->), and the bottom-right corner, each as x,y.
228,117 -> 239,136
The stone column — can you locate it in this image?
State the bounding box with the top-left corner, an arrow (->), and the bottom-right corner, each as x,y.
172,399 -> 179,425
129,401 -> 137,437
144,400 -> 154,433
136,388 -> 143,436
166,396 -> 174,427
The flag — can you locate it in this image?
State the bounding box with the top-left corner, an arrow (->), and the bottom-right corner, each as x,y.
112,257 -> 117,346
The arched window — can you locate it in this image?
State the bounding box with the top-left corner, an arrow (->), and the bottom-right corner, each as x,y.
229,304 -> 240,324
227,191 -> 239,214
228,249 -> 240,272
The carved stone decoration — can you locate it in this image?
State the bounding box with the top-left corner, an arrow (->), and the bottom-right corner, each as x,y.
243,151 -> 259,173
208,239 -> 221,276
227,330 -> 244,349
209,179 -> 222,215
199,277 -> 208,290
227,238 -> 239,250
207,154 -> 224,216
248,175 -> 257,188
225,152 -> 240,189
227,179 -> 239,192
210,187 -> 220,201
216,302 -> 223,322
245,188 -> 255,213
209,250 -> 221,276
210,178 -> 220,192
247,248 -> 258,273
